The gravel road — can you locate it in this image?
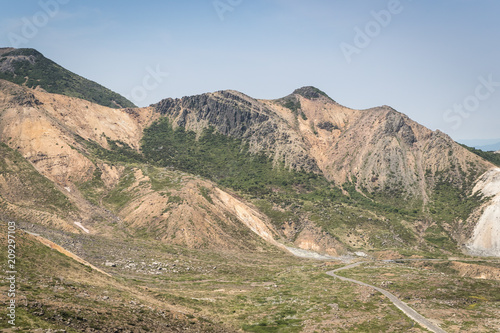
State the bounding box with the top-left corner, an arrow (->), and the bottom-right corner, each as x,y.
326,262 -> 447,333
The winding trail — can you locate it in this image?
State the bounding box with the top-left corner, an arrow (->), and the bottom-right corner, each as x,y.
326,262 -> 447,333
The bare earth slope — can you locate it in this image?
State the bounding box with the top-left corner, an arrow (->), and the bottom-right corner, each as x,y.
0,79 -> 289,253
1,80 -> 499,257
466,168 -> 500,257
0,79 -> 156,234
153,86 -> 500,257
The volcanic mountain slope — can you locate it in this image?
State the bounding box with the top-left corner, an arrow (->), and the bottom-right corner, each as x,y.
153,86 -> 493,201
0,78 -> 151,234
1,75 -> 499,256
0,47 -> 135,108
0,223 -> 234,332
0,79 -> 296,254
2,53 -> 500,332
150,86 -> 500,256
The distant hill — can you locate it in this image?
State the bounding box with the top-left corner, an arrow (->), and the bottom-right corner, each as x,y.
476,142 -> 500,152
461,144 -> 500,167
0,47 -> 135,108
459,138 -> 500,152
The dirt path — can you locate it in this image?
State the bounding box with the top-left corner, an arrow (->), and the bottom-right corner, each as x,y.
22,229 -> 112,277
326,262 -> 447,333
283,245 -> 353,261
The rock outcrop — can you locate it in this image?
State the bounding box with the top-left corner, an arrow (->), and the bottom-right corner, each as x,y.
1,79 -> 498,257
466,168 -> 500,257
154,87 -> 493,200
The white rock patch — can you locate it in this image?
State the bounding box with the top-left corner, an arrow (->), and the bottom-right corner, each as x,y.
466,168 -> 500,257
74,221 -> 90,234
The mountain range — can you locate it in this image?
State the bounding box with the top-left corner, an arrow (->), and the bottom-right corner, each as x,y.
459,139 -> 500,152
477,142 -> 500,152
1,48 -> 499,332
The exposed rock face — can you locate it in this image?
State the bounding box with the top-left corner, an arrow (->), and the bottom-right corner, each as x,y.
1,79 -> 498,257
0,79 -> 298,253
466,168 -> 500,257
155,90 -> 321,173
153,87 -> 492,200
0,79 -> 154,186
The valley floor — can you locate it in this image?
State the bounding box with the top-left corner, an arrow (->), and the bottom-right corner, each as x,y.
1,221 -> 499,332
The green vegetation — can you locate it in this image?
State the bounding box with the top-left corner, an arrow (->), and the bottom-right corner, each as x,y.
0,48 -> 135,108
199,186 -> 214,204
337,260 -> 500,332
76,168 -> 106,205
66,115 -> 484,255
317,121 -> 338,132
0,224 -> 221,332
429,179 -> 483,223
102,167 -> 136,210
281,98 -> 301,113
293,86 -> 331,100
142,118 -> 326,197
77,135 -> 144,164
46,229 -> 418,333
461,144 -> 500,167
0,142 -> 74,213
140,118 -> 460,254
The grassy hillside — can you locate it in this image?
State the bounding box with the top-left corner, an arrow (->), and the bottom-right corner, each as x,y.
0,221 -> 434,333
141,118 -> 326,196
139,119 -> 483,256
0,142 -> 74,215
7,218 -> 499,332
0,223 -> 231,332
0,48 -> 135,108
461,144 -> 500,167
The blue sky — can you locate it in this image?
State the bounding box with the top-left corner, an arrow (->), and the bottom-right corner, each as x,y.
1,0 -> 499,142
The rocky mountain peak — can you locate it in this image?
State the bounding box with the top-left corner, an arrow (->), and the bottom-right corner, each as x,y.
0,47 -> 16,56
1,47 -> 42,57
292,86 -> 332,100
0,47 -> 135,108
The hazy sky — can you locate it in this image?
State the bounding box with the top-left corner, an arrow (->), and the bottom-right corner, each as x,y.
1,0 -> 499,142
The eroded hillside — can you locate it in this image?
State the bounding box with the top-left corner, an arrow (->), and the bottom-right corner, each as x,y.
0,79 -> 305,254
153,86 -> 493,201
1,78 -> 499,258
